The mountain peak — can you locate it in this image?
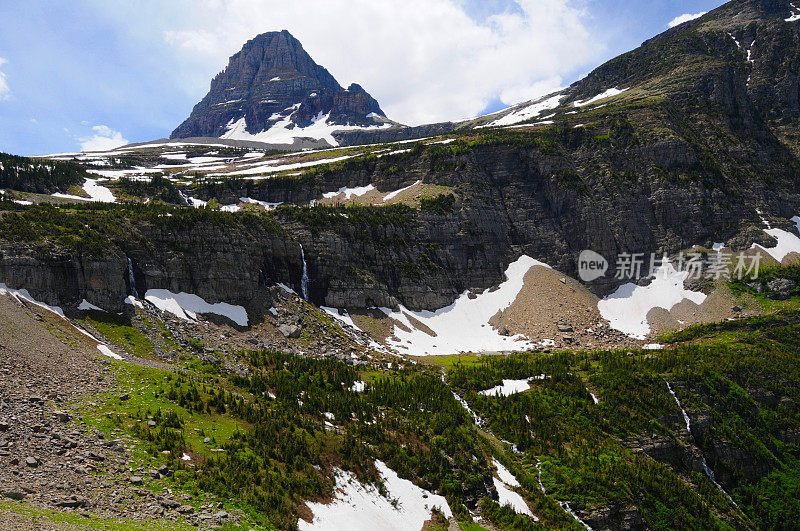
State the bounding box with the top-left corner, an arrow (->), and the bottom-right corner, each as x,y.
170,31 -> 391,146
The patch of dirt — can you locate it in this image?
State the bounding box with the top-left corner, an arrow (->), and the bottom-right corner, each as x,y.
488,265 -> 636,350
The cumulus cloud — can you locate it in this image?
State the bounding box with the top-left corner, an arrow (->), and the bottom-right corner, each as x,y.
0,58 -> 11,101
668,12 -> 706,28
154,0 -> 599,125
79,125 -> 129,152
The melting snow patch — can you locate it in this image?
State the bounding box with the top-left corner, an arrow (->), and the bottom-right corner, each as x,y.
82,179 -> 116,202
643,343 -> 664,350
786,3 -> 800,21
221,112 -> 390,147
277,283 -> 297,295
479,378 -> 542,397
144,289 -> 248,326
380,256 -> 548,355
350,381 -> 366,393
754,215 -> 800,262
78,299 -> 105,312
574,88 -> 629,107
598,261 -> 706,339
124,296 -> 144,309
97,345 -> 122,360
481,94 -> 564,128
712,242 -> 726,252
239,197 -> 282,210
383,180 -> 421,201
0,283 -> 65,317
492,459 -> 534,518
322,184 -> 375,200
299,460 -> 452,530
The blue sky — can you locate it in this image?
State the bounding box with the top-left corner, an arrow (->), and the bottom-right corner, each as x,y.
0,0 -> 725,156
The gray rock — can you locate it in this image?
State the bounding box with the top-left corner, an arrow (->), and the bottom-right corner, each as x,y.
558,324 -> 574,333
767,278 -> 797,300
25,456 -> 38,468
1,488 -> 26,501
53,410 -> 71,422
54,495 -> 87,508
279,324 -> 302,339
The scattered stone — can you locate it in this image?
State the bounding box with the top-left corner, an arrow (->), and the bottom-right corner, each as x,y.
129,476 -> 144,485
1,488 -> 27,501
55,495 -> 88,508
177,505 -> 194,514
278,324 -> 302,339
53,410 -> 71,422
557,324 -> 574,333
119,393 -> 130,401
25,456 -> 38,468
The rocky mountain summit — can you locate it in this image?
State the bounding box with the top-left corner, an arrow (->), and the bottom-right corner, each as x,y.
170,30 -> 392,147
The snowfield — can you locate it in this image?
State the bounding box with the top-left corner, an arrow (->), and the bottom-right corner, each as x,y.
322,184 -> 375,200
480,94 -> 564,128
381,255 -> 549,355
753,214 -> 800,262
299,460 -> 452,530
220,111 -> 391,147
598,261 -> 706,339
383,180 -> 421,201
492,459 -> 535,518
144,289 -> 249,327
480,378 -> 538,397
574,88 -> 629,107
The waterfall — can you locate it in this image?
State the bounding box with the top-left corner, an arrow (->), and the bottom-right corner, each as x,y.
561,502 -> 593,530
536,459 -> 546,494
665,379 -> 739,508
127,258 -> 139,298
300,245 -> 309,301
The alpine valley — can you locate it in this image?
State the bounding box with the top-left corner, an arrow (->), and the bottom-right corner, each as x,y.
2,1 -> 800,529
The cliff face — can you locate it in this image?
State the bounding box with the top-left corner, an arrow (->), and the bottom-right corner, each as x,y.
170,30 -> 389,142
3,0 -> 800,322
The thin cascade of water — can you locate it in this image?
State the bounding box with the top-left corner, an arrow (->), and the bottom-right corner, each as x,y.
300,245 -> 309,301
561,502 -> 593,530
665,379 -> 739,508
127,258 -> 138,298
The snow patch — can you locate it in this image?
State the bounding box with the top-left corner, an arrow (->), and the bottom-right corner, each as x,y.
479,377 -> 544,397
383,180 -> 421,201
300,460 -> 452,530
78,299 -> 105,312
481,94 -> 564,128
598,261 -> 706,339
220,111 -> 390,147
753,216 -> 800,262
322,184 -> 375,200
381,255 -> 549,355
82,178 -> 116,203
97,345 -> 122,360
492,459 -> 534,518
144,289 -> 248,326
0,283 -> 65,317
574,88 -> 628,107
786,3 -> 800,21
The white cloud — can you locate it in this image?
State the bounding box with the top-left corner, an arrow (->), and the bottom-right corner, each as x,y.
668,12 -> 706,28
0,57 -> 11,101
151,0 -> 599,126
79,125 -> 129,152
